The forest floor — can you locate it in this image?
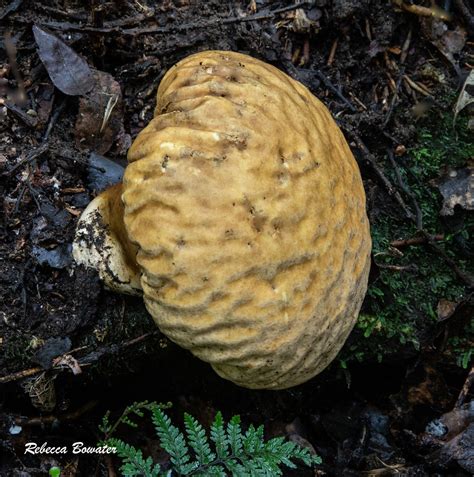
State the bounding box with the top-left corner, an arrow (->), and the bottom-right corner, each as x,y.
0,0 -> 473,476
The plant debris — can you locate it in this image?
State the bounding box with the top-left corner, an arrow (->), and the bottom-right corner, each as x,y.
436,162 -> 474,215
33,25 -> 95,96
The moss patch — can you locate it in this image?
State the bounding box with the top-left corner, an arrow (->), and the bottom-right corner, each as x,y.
341,104 -> 473,368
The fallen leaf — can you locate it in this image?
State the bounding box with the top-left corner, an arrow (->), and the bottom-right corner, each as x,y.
436,162 -> 474,216
420,17 -> 466,67
32,244 -> 73,269
33,337 -> 72,369
75,70 -> 124,154
33,25 -> 95,96
86,152 -> 125,192
454,69 -> 474,121
437,299 -> 458,321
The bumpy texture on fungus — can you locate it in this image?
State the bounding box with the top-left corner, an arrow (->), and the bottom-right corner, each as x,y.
75,50 -> 371,389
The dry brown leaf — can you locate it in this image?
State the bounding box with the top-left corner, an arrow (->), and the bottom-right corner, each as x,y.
454,69 -> 474,121
436,162 -> 474,216
33,25 -> 94,96
75,70 -> 124,154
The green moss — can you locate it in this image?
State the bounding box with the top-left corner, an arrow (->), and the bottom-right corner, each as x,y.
340,106 -> 473,367
446,318 -> 474,369
3,332 -> 35,370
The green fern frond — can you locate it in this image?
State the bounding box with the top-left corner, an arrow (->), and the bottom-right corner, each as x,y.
184,413 -> 215,466
227,415 -> 243,456
108,438 -> 161,477
242,424 -> 264,455
150,405 -> 196,474
100,402 -> 321,477
210,411 -> 229,460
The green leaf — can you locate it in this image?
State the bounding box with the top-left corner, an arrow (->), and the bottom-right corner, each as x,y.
184,413 -> 215,465
107,438 -> 161,477
150,406 -> 191,474
227,415 -> 243,456
210,411 -> 229,459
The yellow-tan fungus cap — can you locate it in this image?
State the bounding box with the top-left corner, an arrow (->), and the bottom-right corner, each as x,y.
75,50 -> 372,389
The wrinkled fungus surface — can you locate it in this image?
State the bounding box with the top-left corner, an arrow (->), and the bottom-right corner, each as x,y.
76,51 -> 371,389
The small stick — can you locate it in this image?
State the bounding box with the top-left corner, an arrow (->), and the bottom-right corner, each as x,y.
392,0 -> 452,21
327,38 -> 338,66
3,142 -> 49,176
365,18 -> 372,41
403,75 -> 432,96
313,70 -> 357,112
391,234 -> 444,248
0,0 -> 23,20
422,231 -> 474,287
376,263 -> 418,272
41,2 -> 314,36
387,148 -> 422,228
387,148 -> 474,287
4,102 -> 37,127
0,366 -> 43,384
15,400 -> 98,426
349,92 -> 368,110
3,99 -> 65,177
345,130 -> 415,220
383,67 -> 405,126
401,26 -> 412,64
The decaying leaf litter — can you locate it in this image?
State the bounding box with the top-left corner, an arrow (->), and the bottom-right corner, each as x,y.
0,0 -> 473,475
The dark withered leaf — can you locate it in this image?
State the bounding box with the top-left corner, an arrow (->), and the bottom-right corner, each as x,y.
33,25 -> 95,96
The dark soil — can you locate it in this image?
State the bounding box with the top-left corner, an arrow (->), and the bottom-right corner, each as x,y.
1,1 -> 473,476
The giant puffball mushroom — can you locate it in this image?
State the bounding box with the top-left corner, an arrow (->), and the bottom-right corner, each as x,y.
73,50 -> 371,390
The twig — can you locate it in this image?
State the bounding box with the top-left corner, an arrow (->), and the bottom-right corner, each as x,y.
383,26 -> 411,126
33,4 -> 87,21
76,331 -> 162,366
40,2 -> 312,36
344,129 -> 414,220
376,263 -> 418,272
387,149 -> 474,287
42,98 -> 66,141
0,366 -> 43,384
327,38 -> 338,66
391,234 -> 444,248
15,400 -> 98,426
3,99 -> 65,176
365,18 -> 372,41
4,102 -> 37,127
0,0 -> 22,20
383,67 -> 405,127
313,70 -> 357,112
400,26 -> 412,64
392,0 -> 452,21
387,148 -> 422,228
0,332 -> 161,384
349,92 -> 368,111
25,169 -> 41,211
3,142 -> 49,176
421,231 -> 474,287
403,75 -> 432,96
